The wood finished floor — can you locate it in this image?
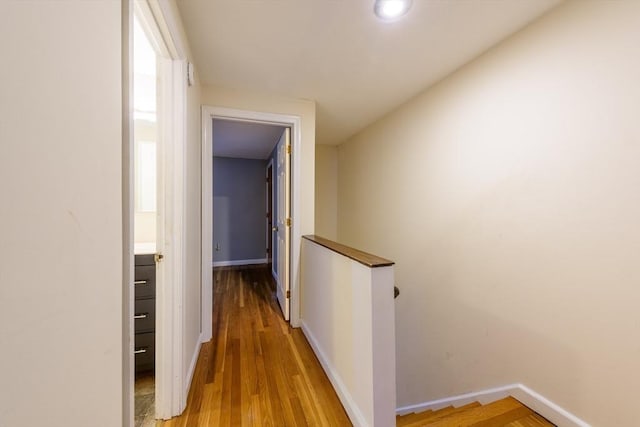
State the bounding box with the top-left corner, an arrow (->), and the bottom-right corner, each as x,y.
158,265 -> 351,426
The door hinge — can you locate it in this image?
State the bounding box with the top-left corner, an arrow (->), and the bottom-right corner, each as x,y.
286,218 -> 292,227
286,145 -> 292,155
286,290 -> 291,299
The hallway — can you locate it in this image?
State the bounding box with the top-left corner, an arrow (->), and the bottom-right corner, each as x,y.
159,265 -> 351,426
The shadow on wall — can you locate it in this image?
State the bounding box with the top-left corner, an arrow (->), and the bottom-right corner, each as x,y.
395,278 -> 581,412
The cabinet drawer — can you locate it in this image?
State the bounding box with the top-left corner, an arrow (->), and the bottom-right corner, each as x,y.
134,265 -> 156,299
135,254 -> 155,266
134,298 -> 155,333
134,332 -> 155,373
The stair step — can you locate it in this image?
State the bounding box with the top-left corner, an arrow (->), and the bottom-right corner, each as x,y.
397,397 -> 555,427
423,397 -> 531,427
401,402 -> 482,427
433,402 -> 482,417
397,410 -> 434,426
398,407 -> 455,427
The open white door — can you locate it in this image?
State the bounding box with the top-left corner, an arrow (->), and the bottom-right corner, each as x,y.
155,57 -> 187,419
276,128 -> 291,321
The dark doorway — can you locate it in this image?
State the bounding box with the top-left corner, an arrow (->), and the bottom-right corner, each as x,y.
266,163 -> 274,268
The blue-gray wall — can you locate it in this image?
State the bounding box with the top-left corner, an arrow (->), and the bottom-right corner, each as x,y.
213,157 -> 267,263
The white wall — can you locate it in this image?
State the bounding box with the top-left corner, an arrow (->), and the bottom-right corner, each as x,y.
337,1 -> 640,425
134,212 -> 156,245
315,145 -> 338,240
0,2 -> 123,427
134,119 -> 157,245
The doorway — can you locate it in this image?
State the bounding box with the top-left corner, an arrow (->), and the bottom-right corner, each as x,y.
129,1 -> 188,425
132,11 -> 160,427
212,118 -> 286,286
202,108 -> 302,334
266,161 -> 273,269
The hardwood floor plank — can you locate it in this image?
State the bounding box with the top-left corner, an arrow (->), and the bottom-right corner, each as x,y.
397,411 -> 433,426
293,373 -> 321,426
230,338 -> 243,426
287,334 -> 331,426
250,394 -> 262,427
196,383 -> 213,426
218,338 -> 233,426
289,395 -> 310,427
505,412 -> 556,427
471,406 -> 534,427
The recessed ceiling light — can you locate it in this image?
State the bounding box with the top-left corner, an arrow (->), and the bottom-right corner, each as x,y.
374,0 -> 412,21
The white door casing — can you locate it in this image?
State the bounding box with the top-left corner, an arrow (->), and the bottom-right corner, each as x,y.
201,107 -> 302,332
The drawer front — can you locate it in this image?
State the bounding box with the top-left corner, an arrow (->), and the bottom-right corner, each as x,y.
134,265 -> 156,299
134,332 -> 155,373
134,298 -> 155,333
135,254 -> 155,266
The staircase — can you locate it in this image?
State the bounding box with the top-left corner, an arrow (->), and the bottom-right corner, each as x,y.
396,397 -> 556,427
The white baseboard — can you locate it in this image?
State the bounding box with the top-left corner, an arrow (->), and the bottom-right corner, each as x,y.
212,258 -> 267,267
511,384 -> 591,427
396,384 -> 590,427
184,333 -> 204,398
301,322 -> 368,427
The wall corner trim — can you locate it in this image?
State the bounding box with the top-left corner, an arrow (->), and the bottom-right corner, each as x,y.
396,384 -> 591,427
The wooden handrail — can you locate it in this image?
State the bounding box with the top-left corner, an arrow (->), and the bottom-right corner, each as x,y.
302,235 -> 394,268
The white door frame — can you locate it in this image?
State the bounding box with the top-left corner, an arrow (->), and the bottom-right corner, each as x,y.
127,1 -> 188,424
201,106 -> 303,335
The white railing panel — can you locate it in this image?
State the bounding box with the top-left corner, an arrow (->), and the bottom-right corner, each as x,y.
301,237 -> 395,427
